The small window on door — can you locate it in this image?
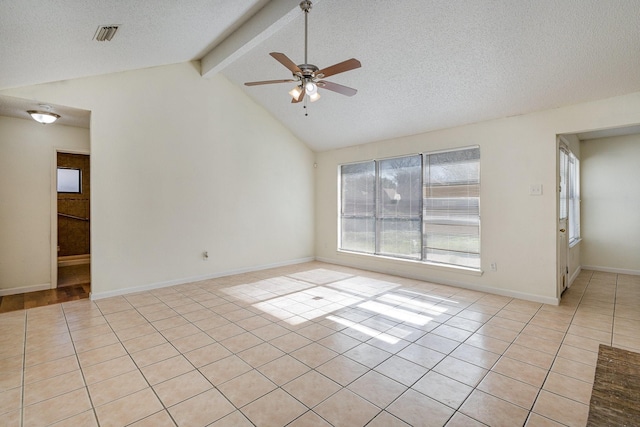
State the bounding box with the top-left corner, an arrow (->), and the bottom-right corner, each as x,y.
568,153 -> 580,244
57,168 -> 82,193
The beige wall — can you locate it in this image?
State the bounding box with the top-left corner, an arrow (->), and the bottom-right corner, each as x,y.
316,92 -> 640,304
0,116 -> 89,294
581,134 -> 640,274
4,59 -> 640,302
1,63 -> 315,298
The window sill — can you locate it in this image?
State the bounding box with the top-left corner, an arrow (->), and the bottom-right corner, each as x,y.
336,249 -> 483,276
569,238 -> 582,249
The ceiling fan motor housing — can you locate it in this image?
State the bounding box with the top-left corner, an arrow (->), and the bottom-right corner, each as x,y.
298,64 -> 319,75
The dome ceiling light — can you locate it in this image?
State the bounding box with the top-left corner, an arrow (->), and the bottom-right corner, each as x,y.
27,108 -> 60,124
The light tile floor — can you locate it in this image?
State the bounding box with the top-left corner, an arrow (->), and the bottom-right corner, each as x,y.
1,262 -> 639,426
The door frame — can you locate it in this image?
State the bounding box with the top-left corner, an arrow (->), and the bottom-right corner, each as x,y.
557,137 -> 570,298
51,147 -> 90,289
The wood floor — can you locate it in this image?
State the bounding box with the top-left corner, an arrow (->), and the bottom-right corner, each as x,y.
0,264 -> 90,313
58,263 -> 91,287
0,284 -> 90,313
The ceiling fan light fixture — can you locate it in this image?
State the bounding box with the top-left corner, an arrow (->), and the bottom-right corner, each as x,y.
305,81 -> 317,95
27,110 -> 60,124
289,86 -> 303,99
243,0 -> 361,109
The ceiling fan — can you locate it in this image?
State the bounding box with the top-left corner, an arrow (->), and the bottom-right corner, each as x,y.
244,0 -> 361,105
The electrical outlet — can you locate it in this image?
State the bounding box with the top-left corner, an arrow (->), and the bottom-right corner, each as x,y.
490,262 -> 497,271
202,251 -> 209,261
529,184 -> 543,196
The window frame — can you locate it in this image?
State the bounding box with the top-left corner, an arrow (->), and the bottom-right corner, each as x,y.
568,152 -> 581,246
375,154 -> 423,260
338,160 -> 376,255
57,167 -> 82,194
338,146 -> 481,271
422,147 -> 481,269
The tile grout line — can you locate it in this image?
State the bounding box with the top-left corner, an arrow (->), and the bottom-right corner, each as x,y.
443,298 -> 544,426
23,284 -> 456,424
7,266 -> 632,427
217,277 -> 427,425
64,298 -> 154,425
120,281 -> 304,425
189,277 -> 358,426
522,270 -> 591,426
122,290 -> 234,426
422,278 -> 598,426
352,291 -> 526,424
61,301 -> 100,426
324,292 -> 513,425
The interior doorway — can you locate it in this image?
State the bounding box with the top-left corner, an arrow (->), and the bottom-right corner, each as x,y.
55,151 -> 91,291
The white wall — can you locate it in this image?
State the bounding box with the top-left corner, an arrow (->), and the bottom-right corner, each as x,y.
0,116 -> 89,294
1,62 -> 315,298
316,92 -> 640,304
581,134 -> 640,274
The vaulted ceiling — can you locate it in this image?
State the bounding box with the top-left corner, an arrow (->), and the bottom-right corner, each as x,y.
2,0 -> 640,151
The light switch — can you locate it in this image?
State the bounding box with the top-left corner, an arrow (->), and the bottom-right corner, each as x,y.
529,184 -> 543,196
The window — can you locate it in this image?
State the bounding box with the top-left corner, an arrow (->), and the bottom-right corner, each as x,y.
57,167 -> 82,193
559,150 -> 568,220
560,148 -> 580,245
339,147 -> 480,270
568,153 -> 580,244
423,148 -> 480,268
340,161 -> 375,253
377,156 -> 422,259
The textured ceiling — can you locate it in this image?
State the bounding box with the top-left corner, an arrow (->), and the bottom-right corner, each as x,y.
2,1 -> 640,148
0,0 -> 267,89
224,0 -> 640,150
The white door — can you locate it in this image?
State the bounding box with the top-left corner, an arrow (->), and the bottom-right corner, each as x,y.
558,145 -> 569,297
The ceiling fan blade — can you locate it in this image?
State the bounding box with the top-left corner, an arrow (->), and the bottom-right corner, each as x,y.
291,87 -> 306,103
244,79 -> 295,86
270,52 -> 302,74
318,81 -> 358,97
317,58 -> 361,78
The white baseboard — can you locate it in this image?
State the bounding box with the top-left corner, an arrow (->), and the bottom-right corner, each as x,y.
581,265 -> 640,276
315,257 -> 559,305
58,254 -> 91,267
90,257 -> 315,300
0,283 -> 51,297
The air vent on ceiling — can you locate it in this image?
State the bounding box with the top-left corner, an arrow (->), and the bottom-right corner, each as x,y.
94,25 -> 119,42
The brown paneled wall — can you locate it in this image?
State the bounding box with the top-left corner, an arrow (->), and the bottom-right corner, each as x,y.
58,153 -> 90,257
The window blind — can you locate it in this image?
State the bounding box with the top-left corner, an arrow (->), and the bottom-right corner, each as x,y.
377,155 -> 422,259
423,148 -> 480,269
339,146 -> 481,270
340,161 -> 375,253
